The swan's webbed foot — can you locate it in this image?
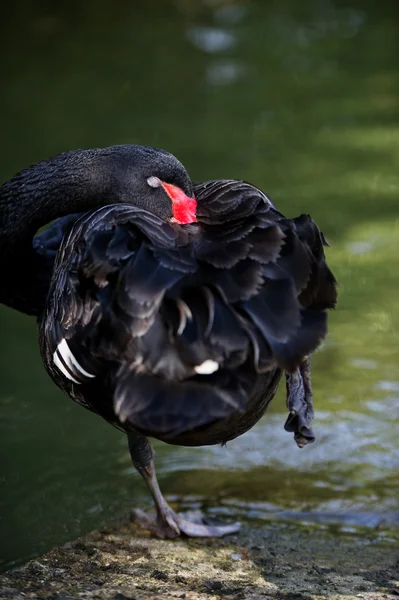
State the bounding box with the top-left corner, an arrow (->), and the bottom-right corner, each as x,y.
127,431 -> 239,539
284,355 -> 315,447
132,506 -> 240,539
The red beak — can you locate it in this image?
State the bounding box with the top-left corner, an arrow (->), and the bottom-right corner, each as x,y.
161,182 -> 197,225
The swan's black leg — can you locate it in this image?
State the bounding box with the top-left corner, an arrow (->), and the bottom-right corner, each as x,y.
284,355 -> 315,448
127,431 -> 240,538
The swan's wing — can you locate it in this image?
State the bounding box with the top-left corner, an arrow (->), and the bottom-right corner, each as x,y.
40,205 -> 251,435
194,180 -> 337,371
41,181 -> 337,438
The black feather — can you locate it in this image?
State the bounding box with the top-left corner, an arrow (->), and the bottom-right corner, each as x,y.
39,177 -> 336,439
114,367 -> 252,438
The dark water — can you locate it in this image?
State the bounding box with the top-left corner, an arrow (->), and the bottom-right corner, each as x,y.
1,0 -> 399,571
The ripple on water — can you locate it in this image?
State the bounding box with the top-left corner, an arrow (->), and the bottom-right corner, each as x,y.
155,404 -> 398,533
160,407 -> 398,474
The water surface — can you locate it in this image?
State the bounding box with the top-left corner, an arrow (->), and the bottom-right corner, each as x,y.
1,0 -> 399,571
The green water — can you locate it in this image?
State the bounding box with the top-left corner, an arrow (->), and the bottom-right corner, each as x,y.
1,0 -> 399,571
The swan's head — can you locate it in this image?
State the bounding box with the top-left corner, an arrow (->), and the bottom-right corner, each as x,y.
146,175 -> 197,224
113,145 -> 197,224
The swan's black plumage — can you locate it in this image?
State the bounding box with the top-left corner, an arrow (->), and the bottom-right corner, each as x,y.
0,145 -> 337,538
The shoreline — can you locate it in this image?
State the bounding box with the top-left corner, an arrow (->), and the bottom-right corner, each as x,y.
1,516 -> 398,600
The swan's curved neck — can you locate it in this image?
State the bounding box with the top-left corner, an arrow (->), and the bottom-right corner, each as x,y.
1,144 -> 191,316
0,148 -> 124,316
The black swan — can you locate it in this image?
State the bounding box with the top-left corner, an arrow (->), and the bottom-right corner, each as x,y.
0,144 -> 337,538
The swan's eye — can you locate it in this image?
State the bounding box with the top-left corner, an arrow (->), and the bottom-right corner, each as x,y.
147,176 -> 162,188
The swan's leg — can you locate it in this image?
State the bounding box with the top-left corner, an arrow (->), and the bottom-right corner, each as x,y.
127,431 -> 240,539
284,355 -> 315,448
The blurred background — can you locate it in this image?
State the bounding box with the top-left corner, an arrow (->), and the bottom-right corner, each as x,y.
1,0 -> 398,571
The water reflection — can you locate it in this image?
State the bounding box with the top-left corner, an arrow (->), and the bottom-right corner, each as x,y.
1,0 -> 399,572
187,26 -> 237,53
205,60 -> 248,85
